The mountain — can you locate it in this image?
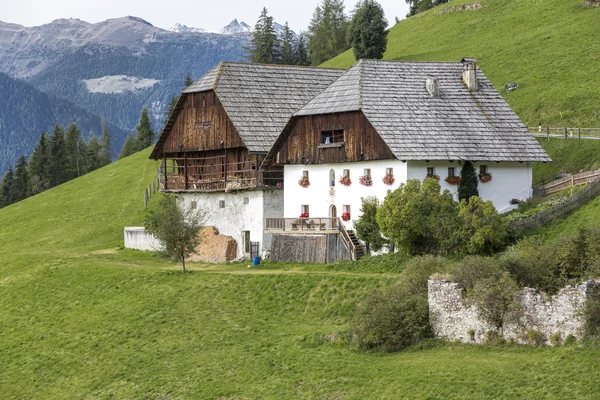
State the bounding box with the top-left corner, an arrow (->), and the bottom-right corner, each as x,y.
0,72 -> 130,175
168,23 -> 205,33
323,0 -> 600,128
220,19 -> 252,35
0,17 -> 250,131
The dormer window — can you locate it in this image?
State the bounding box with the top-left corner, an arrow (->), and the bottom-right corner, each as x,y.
321,130 -> 344,144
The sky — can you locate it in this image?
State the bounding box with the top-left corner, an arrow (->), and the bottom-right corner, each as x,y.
1,0 -> 409,32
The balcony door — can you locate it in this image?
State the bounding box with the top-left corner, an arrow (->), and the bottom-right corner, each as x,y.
330,205 -> 337,229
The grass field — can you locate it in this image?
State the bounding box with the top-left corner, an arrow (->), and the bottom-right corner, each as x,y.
1,149 -> 600,398
323,0 -> 600,128
533,138 -> 600,185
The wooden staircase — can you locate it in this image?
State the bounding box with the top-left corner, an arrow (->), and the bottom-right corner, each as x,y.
346,229 -> 366,260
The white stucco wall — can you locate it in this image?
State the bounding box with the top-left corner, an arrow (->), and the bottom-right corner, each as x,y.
124,227 -> 164,251
406,161 -> 533,213
178,189 -> 283,259
284,160 -> 408,228
284,160 -> 533,224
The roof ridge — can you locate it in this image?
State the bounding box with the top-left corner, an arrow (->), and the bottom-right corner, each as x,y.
215,60 -> 345,71
213,62 -> 225,91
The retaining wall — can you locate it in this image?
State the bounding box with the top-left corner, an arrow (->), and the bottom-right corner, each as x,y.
124,227 -> 164,251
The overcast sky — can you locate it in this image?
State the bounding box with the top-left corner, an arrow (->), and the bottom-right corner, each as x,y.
2,0 -> 409,32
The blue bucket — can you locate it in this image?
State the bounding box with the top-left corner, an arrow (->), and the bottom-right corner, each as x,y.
252,256 -> 261,266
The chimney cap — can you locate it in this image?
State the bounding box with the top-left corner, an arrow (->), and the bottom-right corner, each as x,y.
461,57 -> 477,64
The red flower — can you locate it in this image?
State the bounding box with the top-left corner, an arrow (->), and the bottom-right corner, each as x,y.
339,175 -> 352,186
382,173 -> 395,186
444,176 -> 462,185
298,176 -> 310,188
341,212 -> 351,222
300,212 -> 309,218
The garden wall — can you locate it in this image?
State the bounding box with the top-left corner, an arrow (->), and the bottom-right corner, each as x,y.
428,278 -> 598,344
124,227 -> 164,251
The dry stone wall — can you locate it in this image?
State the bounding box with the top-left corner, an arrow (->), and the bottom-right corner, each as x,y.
428,279 -> 598,345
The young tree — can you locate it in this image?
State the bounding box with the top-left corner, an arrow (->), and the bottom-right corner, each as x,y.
119,135 -> 137,159
86,137 -> 102,172
405,0 -> 449,17
280,22 -> 295,65
354,196 -> 386,252
294,33 -> 310,66
307,0 -> 349,65
12,155 -> 30,202
145,195 -> 204,272
29,133 -> 52,194
0,164 -> 15,208
49,125 -> 68,186
247,7 -> 280,64
134,108 -> 155,151
65,123 -> 85,179
349,0 -> 388,60
183,72 -> 194,88
458,161 -> 479,201
98,119 -> 113,167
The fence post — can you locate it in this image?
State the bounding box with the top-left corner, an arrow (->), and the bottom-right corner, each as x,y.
571,175 -> 575,188
144,188 -> 148,210
578,128 -> 581,140
564,126 -> 567,139
546,126 -> 550,141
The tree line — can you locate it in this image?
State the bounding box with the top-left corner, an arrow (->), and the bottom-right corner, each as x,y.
247,0 -> 388,66
0,122 -> 112,208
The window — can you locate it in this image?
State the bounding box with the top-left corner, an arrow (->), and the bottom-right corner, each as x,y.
243,197 -> 249,205
386,168 -> 393,176
448,167 -> 455,177
303,170 -> 309,178
302,205 -> 309,214
329,169 -> 335,187
427,167 -> 435,176
190,201 -> 197,210
343,169 -> 350,178
343,205 -> 351,214
242,231 -> 250,254
219,200 -> 225,209
480,165 -> 488,174
363,168 -> 371,178
321,129 -> 344,144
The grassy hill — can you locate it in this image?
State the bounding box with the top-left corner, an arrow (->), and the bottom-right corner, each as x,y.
1,151 -> 600,397
324,0 -> 600,128
534,138 -> 600,184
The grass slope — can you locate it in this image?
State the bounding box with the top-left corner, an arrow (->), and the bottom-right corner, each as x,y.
1,149 -> 600,398
534,138 -> 600,184
323,0 -> 600,127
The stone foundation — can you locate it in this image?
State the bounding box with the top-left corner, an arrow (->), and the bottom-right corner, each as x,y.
428,279 -> 598,345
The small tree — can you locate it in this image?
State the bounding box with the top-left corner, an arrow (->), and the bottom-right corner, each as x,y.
458,161 -> 479,201
119,135 -> 137,159
354,196 -> 386,252
99,119 -> 113,167
134,108 -> 155,151
349,0 -> 388,60
294,33 -> 310,66
455,196 -> 508,255
145,195 -> 204,272
280,22 -> 295,65
183,72 -> 194,88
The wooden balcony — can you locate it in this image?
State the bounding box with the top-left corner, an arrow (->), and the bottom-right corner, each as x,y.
265,217 -> 340,234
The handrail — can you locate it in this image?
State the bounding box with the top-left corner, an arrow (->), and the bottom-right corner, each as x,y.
338,218 -> 357,260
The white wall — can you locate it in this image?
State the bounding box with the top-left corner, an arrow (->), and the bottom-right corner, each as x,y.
178,189 -> 283,259
407,161 -> 533,213
124,227 -> 164,251
284,160 -> 408,228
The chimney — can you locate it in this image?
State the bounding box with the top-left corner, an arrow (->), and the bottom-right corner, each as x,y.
461,58 -> 478,91
425,77 -> 440,97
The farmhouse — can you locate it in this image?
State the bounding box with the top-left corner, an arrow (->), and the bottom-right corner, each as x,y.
150,62 -> 343,259
261,58 -> 551,260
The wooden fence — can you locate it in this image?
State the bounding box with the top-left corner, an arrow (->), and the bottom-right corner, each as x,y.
529,126 -> 600,140
535,169 -> 600,196
510,175 -> 600,233
143,166 -> 162,209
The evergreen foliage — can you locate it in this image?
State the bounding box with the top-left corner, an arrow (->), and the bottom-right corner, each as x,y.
12,156 -> 30,202
247,8 -> 280,64
28,133 -> 52,195
134,108 -> 155,151
98,119 -> 113,167
458,161 -> 479,201
354,196 -> 386,252
65,123 -> 86,180
119,135 -> 137,159
280,22 -> 295,65
405,0 -> 449,17
294,33 -> 310,66
349,0 -> 388,60
86,137 -> 102,172
145,195 -> 204,272
307,0 -> 350,65
184,72 -> 194,88
49,125 -> 68,187
0,164 -> 15,208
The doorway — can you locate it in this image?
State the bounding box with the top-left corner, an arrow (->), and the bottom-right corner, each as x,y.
330,205 -> 337,229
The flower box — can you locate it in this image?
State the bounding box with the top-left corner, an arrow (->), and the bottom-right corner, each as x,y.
382,173 -> 395,186
444,175 -> 462,185
359,175 -> 372,187
479,173 -> 492,183
298,175 -> 310,188
299,212 -> 309,218
341,211 -> 351,222
339,175 -> 352,187
425,174 -> 440,181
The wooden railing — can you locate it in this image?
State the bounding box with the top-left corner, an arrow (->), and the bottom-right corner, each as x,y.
529,126 -> 600,140
338,219 -> 358,260
265,217 -> 339,232
535,169 -> 600,196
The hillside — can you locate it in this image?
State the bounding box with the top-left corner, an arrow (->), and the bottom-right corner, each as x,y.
323,0 -> 600,127
0,72 -> 130,175
534,137 -> 600,185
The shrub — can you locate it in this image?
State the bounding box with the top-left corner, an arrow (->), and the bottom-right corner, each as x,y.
353,284 -> 431,352
449,256 -> 502,291
549,331 -> 562,346
525,330 -> 546,347
454,197 -> 509,256
467,272 -> 521,329
399,255 -> 447,296
458,161 -> 479,201
354,197 -> 386,252
584,288 -> 600,339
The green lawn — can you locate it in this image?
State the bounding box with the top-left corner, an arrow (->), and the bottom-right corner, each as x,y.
1,149 -> 600,398
323,0 -> 600,128
534,138 -> 600,185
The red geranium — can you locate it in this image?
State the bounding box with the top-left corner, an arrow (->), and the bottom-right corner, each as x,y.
341,212 -> 351,221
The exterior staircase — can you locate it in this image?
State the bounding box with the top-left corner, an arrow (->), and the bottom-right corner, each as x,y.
344,228 -> 366,260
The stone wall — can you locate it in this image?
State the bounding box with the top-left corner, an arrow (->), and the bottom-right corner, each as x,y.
428,278 -> 598,344
187,226 -> 237,263
124,227 -> 164,251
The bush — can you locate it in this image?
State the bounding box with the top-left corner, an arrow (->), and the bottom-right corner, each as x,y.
454,197 -> 509,255
353,284 -> 431,352
467,272 -> 521,329
354,196 -> 387,252
584,288 -> 600,339
399,255 -> 447,296
449,256 -> 502,291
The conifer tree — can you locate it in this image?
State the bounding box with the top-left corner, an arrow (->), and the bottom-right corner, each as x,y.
99,119 -> 112,167
307,0 -> 349,65
29,133 -> 53,194
49,125 -> 68,186
405,0 -> 449,17
119,135 -> 137,159
280,22 -> 295,65
134,108 -> 155,151
294,33 -> 310,66
0,164 -> 15,208
86,137 -> 102,172
13,155 -> 30,202
184,72 -> 194,88
65,123 -> 85,179
247,7 -> 279,64
349,0 -> 388,60
458,161 -> 479,201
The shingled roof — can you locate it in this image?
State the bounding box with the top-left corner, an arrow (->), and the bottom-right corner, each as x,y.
291,59 -> 550,162
151,62 -> 344,158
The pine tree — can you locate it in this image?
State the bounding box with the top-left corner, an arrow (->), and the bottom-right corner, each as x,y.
49,125 -> 68,186
119,135 -> 137,159
134,108 -> 155,151
307,0 -> 349,65
405,0 -> 449,17
86,137 -> 102,172
458,161 -> 479,201
13,155 -> 30,202
0,164 -> 15,208
65,123 -> 85,179
280,22 -> 295,65
165,96 -> 179,120
99,119 -> 112,167
184,72 -> 194,88
349,0 -> 388,60
247,7 -> 280,64
294,33 -> 310,66
29,133 -> 53,194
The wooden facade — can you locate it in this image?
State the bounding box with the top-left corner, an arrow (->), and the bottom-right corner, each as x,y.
160,90 -> 283,191
275,111 -> 395,165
